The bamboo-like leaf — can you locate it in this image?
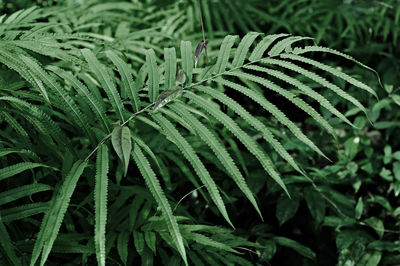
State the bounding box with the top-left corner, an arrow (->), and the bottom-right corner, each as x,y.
117,231 -> 129,265
30,160 -> 87,266
180,40 -> 193,84
111,126 -> 132,177
106,50 -> 141,112
184,92 -> 289,196
146,49 -> 160,102
94,145 -> 109,266
214,35 -> 237,74
132,144 -> 187,265
170,103 -> 263,219
151,113 -> 233,228
133,231 -> 145,255
81,49 -> 125,122
0,162 -> 53,181
164,47 -> 177,90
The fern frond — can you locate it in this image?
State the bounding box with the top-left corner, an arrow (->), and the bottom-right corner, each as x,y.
228,71 -> 328,159
47,66 -> 111,133
292,45 -> 381,85
151,113 -> 233,227
0,162 -> 53,181
195,84 -> 305,176
245,65 -> 353,126
0,184 -> 51,206
132,143 -> 187,266
94,145 -> 109,266
30,160 -> 87,266
106,50 -> 141,112
0,96 -> 69,148
280,53 -> 377,98
81,49 -> 125,122
20,54 -> 95,144
184,92 -> 289,196
0,202 -> 49,223
169,102 -> 262,219
261,58 -> 367,115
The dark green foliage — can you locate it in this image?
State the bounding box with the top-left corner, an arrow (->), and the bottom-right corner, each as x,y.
0,1 -> 399,266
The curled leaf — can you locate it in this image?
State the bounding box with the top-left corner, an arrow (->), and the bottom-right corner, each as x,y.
153,88 -> 184,111
111,126 -> 132,177
194,40 -> 208,68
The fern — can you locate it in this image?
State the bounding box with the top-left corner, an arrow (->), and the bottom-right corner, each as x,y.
132,143 -> 187,265
0,3 -> 378,264
30,160 -> 87,266
94,145 -> 109,266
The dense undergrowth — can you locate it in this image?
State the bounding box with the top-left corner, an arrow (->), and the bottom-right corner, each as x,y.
0,0 -> 399,265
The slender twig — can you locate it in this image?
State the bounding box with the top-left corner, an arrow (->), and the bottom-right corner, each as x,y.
197,0 -> 208,64
84,102 -> 155,162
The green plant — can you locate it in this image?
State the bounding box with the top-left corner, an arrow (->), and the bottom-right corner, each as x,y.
0,2 -> 387,266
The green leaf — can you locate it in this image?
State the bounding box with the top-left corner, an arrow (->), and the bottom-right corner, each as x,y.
111,126 -> 132,177
117,231 -> 129,265
356,251 -> 382,266
274,237 -> 316,260
144,231 -> 156,254
133,231 -> 145,255
132,144 -> 187,265
363,217 -> 384,238
355,197 -> 364,220
276,192 -> 299,226
94,144 -> 109,266
30,160 -> 87,266
304,187 -> 326,224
